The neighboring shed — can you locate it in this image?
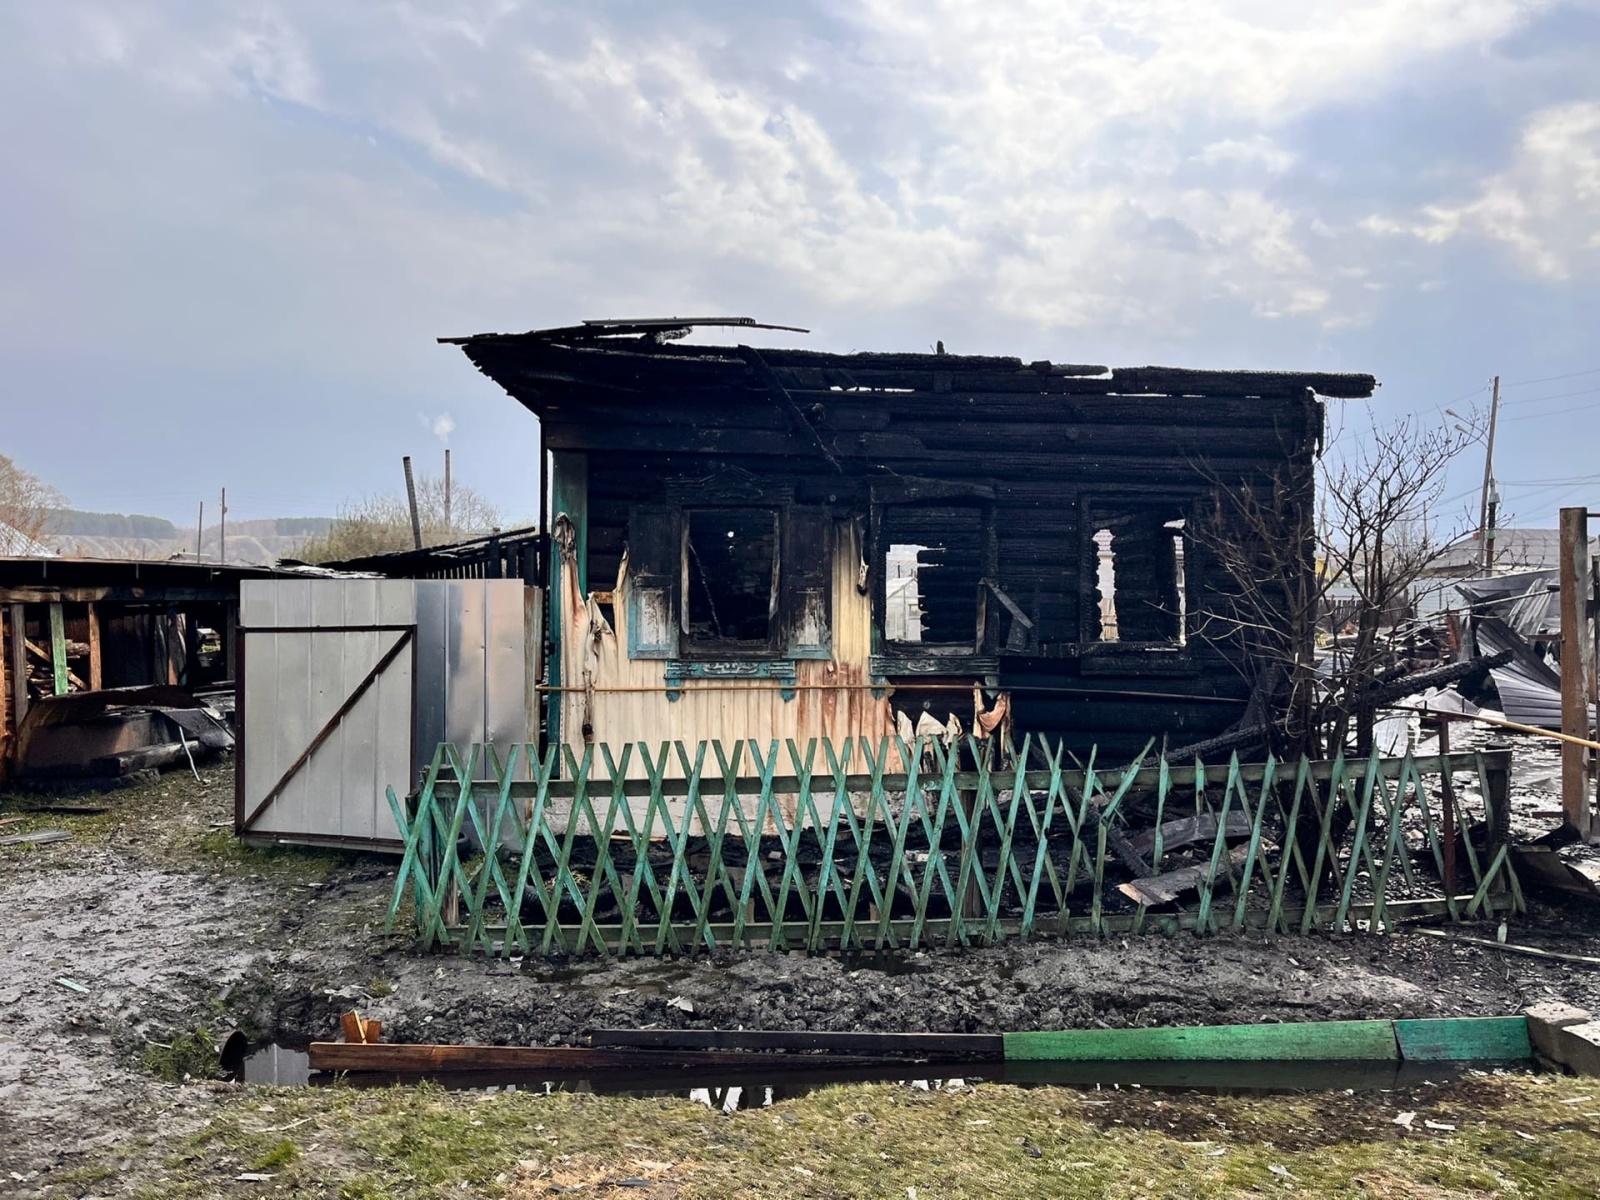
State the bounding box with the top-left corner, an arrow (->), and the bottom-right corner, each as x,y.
447,318 -> 1375,763
0,556 -> 291,779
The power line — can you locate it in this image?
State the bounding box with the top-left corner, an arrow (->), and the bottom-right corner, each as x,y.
1504,365 -> 1600,387
1432,381 -> 1491,416
1502,384 -> 1600,407
1503,397 -> 1600,423
1499,479 -> 1600,504
1500,474 -> 1600,486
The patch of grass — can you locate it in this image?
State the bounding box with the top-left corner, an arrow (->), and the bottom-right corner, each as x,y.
140,1029 -> 224,1083
104,1069 -> 1600,1199
52,1162 -> 120,1190
0,795 -> 126,847
194,827 -> 349,881
250,1139 -> 301,1171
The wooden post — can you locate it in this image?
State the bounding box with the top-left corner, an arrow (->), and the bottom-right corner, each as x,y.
7,605 -> 26,726
166,610 -> 183,686
0,606 -> 8,759
1438,718 -> 1457,895
546,451 -> 589,758
1558,506 -> 1594,839
403,456 -> 423,550
224,601 -> 238,682
48,602 -> 69,696
86,602 -> 103,691
1478,375 -> 1501,573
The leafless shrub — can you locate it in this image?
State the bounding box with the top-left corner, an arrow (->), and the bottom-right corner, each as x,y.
0,454 -> 67,553
294,475 -> 502,563
1195,407 -> 1484,756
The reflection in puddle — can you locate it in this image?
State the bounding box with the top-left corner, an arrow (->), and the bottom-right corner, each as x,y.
687,1078 -> 969,1113
221,1036 -> 312,1086
242,1044 -> 312,1085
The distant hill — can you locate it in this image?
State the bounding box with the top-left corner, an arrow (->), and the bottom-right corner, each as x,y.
54,509 -> 179,539
43,513 -> 333,565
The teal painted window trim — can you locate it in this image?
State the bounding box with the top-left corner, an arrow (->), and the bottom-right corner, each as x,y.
664,659 -> 798,701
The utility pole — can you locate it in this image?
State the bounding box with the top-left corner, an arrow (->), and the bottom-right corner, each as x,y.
1478,375 -> 1501,574
219,488 -> 228,565
402,456 -> 423,550
1558,506 -> 1595,840
197,501 -> 204,561
444,447 -> 452,534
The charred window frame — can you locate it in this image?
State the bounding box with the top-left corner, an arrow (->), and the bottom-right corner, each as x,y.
625,503 -> 832,662
872,498 -> 996,664
681,507 -> 782,656
1079,495 -> 1192,667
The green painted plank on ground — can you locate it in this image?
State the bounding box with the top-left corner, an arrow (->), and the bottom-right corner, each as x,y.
1394,1017 -> 1532,1062
1004,1020 -> 1401,1063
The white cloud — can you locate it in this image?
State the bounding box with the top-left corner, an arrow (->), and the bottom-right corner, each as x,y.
1364,101 -> 1600,279
0,0 -> 1585,360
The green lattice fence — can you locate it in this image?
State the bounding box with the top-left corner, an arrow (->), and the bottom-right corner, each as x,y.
385,737 -> 1520,957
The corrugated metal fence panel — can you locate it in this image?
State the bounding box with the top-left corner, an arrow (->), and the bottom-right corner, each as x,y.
414,580 -> 528,782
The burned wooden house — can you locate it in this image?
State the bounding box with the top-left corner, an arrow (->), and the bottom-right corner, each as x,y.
445,318 -> 1374,766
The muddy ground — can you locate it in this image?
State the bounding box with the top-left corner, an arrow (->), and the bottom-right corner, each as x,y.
2,753 -> 1599,1196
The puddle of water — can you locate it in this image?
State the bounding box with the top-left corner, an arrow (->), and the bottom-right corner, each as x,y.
221,1035 -> 312,1086
1000,1058 -> 1478,1094
227,1040 -> 1514,1102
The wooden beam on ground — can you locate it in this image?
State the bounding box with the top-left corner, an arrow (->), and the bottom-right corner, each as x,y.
306,1042 -> 923,1074
1005,1020 -> 1401,1062
1118,844 -> 1249,906
1393,1017 -> 1532,1062
588,1028 -> 1004,1060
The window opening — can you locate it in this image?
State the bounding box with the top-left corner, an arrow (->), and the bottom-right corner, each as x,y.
1093,528 -> 1119,642
881,505 -> 985,650
1166,517 -> 1188,648
684,508 -> 779,650
1085,503 -> 1188,647
885,544 -> 926,642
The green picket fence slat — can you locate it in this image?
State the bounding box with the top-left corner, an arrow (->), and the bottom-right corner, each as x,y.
385,737 -> 1522,958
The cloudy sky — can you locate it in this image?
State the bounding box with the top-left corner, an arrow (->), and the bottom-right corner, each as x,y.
4,1 -> 1598,532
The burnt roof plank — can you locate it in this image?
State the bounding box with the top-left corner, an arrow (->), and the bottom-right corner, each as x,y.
1110,366 -> 1375,400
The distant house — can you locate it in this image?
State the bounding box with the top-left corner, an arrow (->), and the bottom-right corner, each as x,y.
1416,528 -> 1600,621
1429,528 -> 1578,576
